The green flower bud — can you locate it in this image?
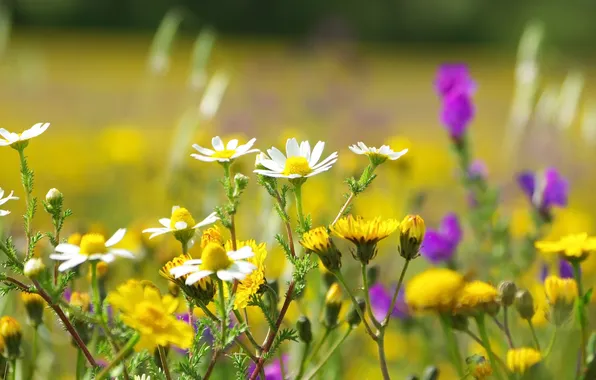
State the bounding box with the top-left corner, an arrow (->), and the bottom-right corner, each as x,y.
347,298 -> 366,327
498,281 -> 517,307
450,314 -> 469,331
296,316 -> 313,344
398,215 -> 425,260
515,289 -> 535,320
21,292 -> 45,328
233,173 -> 249,196
23,258 -> 45,278
366,265 -> 380,287
0,317 -> 22,359
324,283 -> 343,328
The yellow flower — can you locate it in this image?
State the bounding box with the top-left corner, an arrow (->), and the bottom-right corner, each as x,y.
506,347 -> 542,374
224,240 -> 267,309
21,292 -> 45,327
544,276 -> 578,305
325,283 -> 343,306
405,268 -> 465,312
0,316 -> 22,358
160,254 -> 216,304
398,214 -> 425,259
300,227 -> 341,271
108,280 -> 193,352
455,281 -> 499,315
331,215 -> 399,264
201,226 -> 224,249
70,292 -> 92,312
535,233 -> 596,262
472,360 -> 492,380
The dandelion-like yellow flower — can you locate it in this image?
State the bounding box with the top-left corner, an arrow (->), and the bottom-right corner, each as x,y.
535,233 -> 596,262
108,280 -> 193,352
506,347 -> 542,374
300,227 -> 342,271
21,292 -> 45,327
544,276 -> 577,305
0,316 -> 22,358
331,215 -> 399,264
455,281 -> 499,316
398,214 -> 425,260
160,254 -> 216,304
224,239 -> 268,309
201,226 -> 224,249
405,268 -> 465,312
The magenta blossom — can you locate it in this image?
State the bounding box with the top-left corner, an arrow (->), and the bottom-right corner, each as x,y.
517,167 -> 568,215
421,213 -> 462,264
435,64 -> 476,98
248,354 -> 288,379
369,284 -> 409,321
440,93 -> 475,141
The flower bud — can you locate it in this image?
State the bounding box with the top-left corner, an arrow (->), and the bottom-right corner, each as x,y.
544,276 -> 577,327
421,366 -> 440,380
324,283 -> 343,328
21,292 -> 45,327
498,281 -> 517,307
45,188 -> 63,206
300,227 -> 342,272
296,316 -> 313,344
450,314 -> 469,331
0,317 -> 22,359
347,297 -> 366,327
23,258 -> 46,278
233,173 -> 249,195
366,265 -> 380,287
515,290 -> 535,320
398,215 -> 425,260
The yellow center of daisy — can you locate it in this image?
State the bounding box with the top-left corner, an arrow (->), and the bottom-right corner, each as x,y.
211,149 -> 236,159
79,233 -> 107,255
170,208 -> 196,230
283,157 -> 312,176
200,242 -> 232,272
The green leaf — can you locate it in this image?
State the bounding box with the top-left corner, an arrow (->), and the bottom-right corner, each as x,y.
584,288 -> 593,305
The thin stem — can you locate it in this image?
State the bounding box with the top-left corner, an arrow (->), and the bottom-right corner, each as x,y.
2,277 -> 29,291
333,271 -> 376,340
544,328 -> 557,358
296,341 -> 311,379
217,279 -> 227,343
9,359 -> 16,380
308,328 -> 331,362
223,163 -> 237,251
361,263 -> 381,329
273,190 -> 296,258
203,350 -> 220,380
376,331 -> 390,380
303,327 -> 353,380
502,307 -> 515,348
382,259 -> 410,327
30,326 -> 38,380
233,309 -> 262,351
463,329 -> 508,372
75,350 -> 85,380
17,148 -> 33,260
527,320 -> 541,351
294,183 -> 306,230
96,333 -> 140,380
158,346 -> 173,380
572,262 -> 587,366
439,313 -> 464,377
475,314 -> 504,380
331,192 -> 354,226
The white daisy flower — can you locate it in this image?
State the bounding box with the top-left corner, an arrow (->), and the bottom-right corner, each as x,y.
170,243 -> 256,284
142,206 -> 219,240
0,123 -> 50,147
191,136 -> 259,163
349,142 -> 408,162
254,138 -> 338,179
0,188 -> 18,217
134,375 -> 151,380
50,229 -> 134,271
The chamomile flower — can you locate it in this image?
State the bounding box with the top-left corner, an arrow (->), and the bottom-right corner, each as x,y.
191,136 -> 259,163
349,142 -> 408,165
0,122 -> 50,148
50,229 -> 134,271
169,242 -> 256,284
142,206 -> 219,244
254,138 -> 338,179
0,188 -> 18,216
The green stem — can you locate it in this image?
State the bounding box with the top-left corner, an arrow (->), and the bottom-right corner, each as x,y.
463,329 -> 508,372
527,320 -> 541,351
502,306 -> 515,348
304,328 -> 353,380
233,309 -> 261,351
439,313 -> 464,377
308,328 -> 331,362
572,262 -> 587,366
158,346 -> 173,380
475,314 -> 504,380
333,271 -> 377,340
382,259 -> 410,327
10,359 -> 16,380
376,330 -> 391,380
17,148 -> 33,260
544,328 -> 557,358
29,327 -> 38,380
361,263 -> 381,329
331,192 -> 354,226
294,183 -> 306,231
90,262 -> 102,322
96,333 -> 140,380
296,341 -> 311,379
217,279 -> 227,343
75,350 -> 85,380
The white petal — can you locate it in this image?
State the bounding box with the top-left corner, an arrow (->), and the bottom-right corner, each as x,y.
109,248 -> 135,258
253,170 -> 288,178
105,228 -> 126,247
231,148 -> 260,158
99,254 -> 116,263
0,210 -> 9,216
0,128 -> 12,141
55,244 -> 81,255
226,139 -> 239,150
0,189 -> 4,199
217,270 -> 243,282
234,138 -> 257,154
58,255 -> 88,271
193,212 -> 219,229
259,158 -> 283,172
49,253 -> 75,260
159,218 -> 171,227
286,138 -> 300,157
170,265 -> 199,278
192,144 -> 215,156
309,141 -> 325,166
191,154 -> 220,162
172,205 -> 180,212
306,164 -> 335,177
183,259 -> 203,265
186,270 -> 213,285
348,145 -> 364,155
227,246 -> 255,260
148,228 -> 173,239
231,261 -> 257,273
388,148 -> 408,160
212,136 -> 224,151
267,147 -> 287,166
311,152 -> 338,170
299,141 -> 311,161
357,142 -> 368,151
175,221 -> 188,230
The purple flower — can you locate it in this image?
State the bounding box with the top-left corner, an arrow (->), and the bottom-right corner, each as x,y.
468,159 -> 488,180
369,284 -> 408,321
540,259 -> 575,282
435,64 -> 476,98
421,213 -> 462,264
440,93 -> 474,140
517,167 -> 568,213
248,354 -> 288,379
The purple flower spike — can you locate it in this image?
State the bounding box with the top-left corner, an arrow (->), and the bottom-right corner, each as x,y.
539,259 -> 576,282
248,354 -> 289,379
468,159 -> 488,180
517,167 -> 568,213
369,284 -> 408,321
421,213 -> 462,264
435,64 -> 476,98
440,93 -> 474,141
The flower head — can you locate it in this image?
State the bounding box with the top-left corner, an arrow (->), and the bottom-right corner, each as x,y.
23,258 -> 45,278
544,275 -> 577,326
0,122 -> 50,149
143,206 -> 219,245
348,142 -> 408,166
160,254 -> 216,304
435,64 -> 476,98
398,214 -> 426,260
518,167 -> 568,215
21,292 -> 45,327
506,348 -> 542,374
300,227 -> 342,271
324,283 -> 343,327
50,229 -> 134,271
191,136 -> 259,163
369,284 -> 409,321
170,242 -> 257,284
455,281 -> 499,316
224,239 -> 267,309
108,280 -> 193,351
421,213 -> 462,264
254,138 -> 338,180
535,233 -> 596,262
0,188 -> 18,217
0,316 -> 22,358
405,268 -> 465,312
331,215 -> 399,264
201,226 -> 224,249
440,93 -> 474,141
